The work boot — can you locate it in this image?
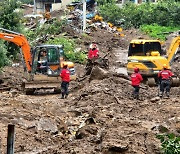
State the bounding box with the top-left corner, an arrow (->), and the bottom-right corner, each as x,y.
133,94 -> 139,100
159,92 -> 163,98
65,94 -> 68,99
166,92 -> 170,98
60,93 -> 64,99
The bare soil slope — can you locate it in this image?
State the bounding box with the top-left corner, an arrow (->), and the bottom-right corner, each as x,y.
0,26 -> 180,154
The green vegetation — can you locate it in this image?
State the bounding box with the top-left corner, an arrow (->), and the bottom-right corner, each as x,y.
0,0 -> 23,68
26,19 -> 67,44
157,133 -> 180,154
0,41 -> 11,70
140,24 -> 180,40
26,18 -> 87,64
19,0 -> 34,5
98,0 -> 180,28
97,0 -> 180,40
46,37 -> 87,64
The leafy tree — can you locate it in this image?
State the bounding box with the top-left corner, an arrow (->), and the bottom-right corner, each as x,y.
97,0 -> 116,5
19,0 -> 34,4
0,41 -> 11,69
0,0 -> 23,59
47,37 -> 86,64
98,0 -> 180,28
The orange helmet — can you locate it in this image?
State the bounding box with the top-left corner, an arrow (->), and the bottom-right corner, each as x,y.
134,67 -> 139,73
163,64 -> 168,69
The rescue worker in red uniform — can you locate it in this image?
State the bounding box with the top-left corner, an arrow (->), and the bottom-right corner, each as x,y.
60,64 -> 70,99
158,64 -> 173,98
88,43 -> 99,60
85,43 -> 99,75
130,67 -> 143,99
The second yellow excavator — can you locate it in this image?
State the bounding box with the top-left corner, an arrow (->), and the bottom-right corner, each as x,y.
127,35 -> 180,86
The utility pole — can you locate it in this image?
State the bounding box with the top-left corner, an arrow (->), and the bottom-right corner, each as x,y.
7,124 -> 15,154
82,0 -> 86,32
33,0 -> 36,14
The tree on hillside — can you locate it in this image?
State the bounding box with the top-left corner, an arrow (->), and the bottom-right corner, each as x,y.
0,41 -> 10,69
19,0 -> 34,4
0,0 -> 23,59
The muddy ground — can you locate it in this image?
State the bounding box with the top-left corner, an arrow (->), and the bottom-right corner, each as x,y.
0,16 -> 180,154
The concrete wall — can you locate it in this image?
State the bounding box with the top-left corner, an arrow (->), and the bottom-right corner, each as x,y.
35,2 -> 44,14
61,0 -> 73,8
52,3 -> 62,11
35,0 -> 73,13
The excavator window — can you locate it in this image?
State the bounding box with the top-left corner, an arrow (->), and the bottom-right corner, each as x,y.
48,48 -> 59,63
128,42 -> 162,56
144,42 -> 161,55
128,44 -> 144,56
32,47 -> 60,74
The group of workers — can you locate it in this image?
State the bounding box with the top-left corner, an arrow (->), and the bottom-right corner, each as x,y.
59,43 -> 99,99
59,43 -> 173,100
131,64 -> 173,99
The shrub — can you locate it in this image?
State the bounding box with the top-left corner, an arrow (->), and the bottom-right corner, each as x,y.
157,133 -> 180,154
0,41 -> 11,70
26,19 -> 67,44
140,24 -> 180,40
98,0 -> 180,28
46,37 -> 86,64
0,0 -> 24,59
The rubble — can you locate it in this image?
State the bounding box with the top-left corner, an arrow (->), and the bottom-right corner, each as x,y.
0,5 -> 180,154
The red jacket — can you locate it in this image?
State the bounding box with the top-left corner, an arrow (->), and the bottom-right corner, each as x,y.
60,69 -> 70,82
131,73 -> 143,86
88,49 -> 99,59
158,70 -> 173,80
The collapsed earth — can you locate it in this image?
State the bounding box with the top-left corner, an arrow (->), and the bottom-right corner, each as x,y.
0,1 -> 180,154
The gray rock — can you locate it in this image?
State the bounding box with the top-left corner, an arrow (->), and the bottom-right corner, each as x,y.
37,118 -> 58,134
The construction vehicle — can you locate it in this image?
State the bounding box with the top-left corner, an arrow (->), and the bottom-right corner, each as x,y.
127,36 -> 180,86
0,28 -> 76,94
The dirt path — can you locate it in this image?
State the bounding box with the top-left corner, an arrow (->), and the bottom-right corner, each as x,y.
0,82 -> 179,153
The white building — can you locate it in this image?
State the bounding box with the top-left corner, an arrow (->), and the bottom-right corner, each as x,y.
34,0 -> 73,13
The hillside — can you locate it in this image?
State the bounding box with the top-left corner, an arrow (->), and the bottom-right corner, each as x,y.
0,5 -> 180,154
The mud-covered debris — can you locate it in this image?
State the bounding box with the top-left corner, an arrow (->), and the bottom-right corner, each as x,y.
37,118 -> 58,134
56,117 -> 68,134
103,141 -> 128,153
150,96 -> 160,103
175,122 -> 180,134
157,125 -> 169,133
89,66 -> 109,81
75,125 -> 98,139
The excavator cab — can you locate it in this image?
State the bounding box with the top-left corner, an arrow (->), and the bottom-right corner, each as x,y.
127,38 -> 180,87
32,44 -> 76,78
128,40 -> 162,56
32,45 -> 61,77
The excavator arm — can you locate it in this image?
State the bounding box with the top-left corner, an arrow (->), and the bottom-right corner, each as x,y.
167,36 -> 180,64
0,28 -> 32,72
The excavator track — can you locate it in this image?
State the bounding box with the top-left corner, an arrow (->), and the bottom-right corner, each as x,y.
23,81 -> 60,95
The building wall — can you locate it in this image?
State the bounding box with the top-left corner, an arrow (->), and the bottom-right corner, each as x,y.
52,3 -> 62,11
35,2 -> 44,14
35,0 -> 73,13
61,0 -> 73,8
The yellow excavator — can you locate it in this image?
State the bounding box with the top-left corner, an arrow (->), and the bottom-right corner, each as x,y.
127,35 -> 180,86
0,28 -> 76,94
